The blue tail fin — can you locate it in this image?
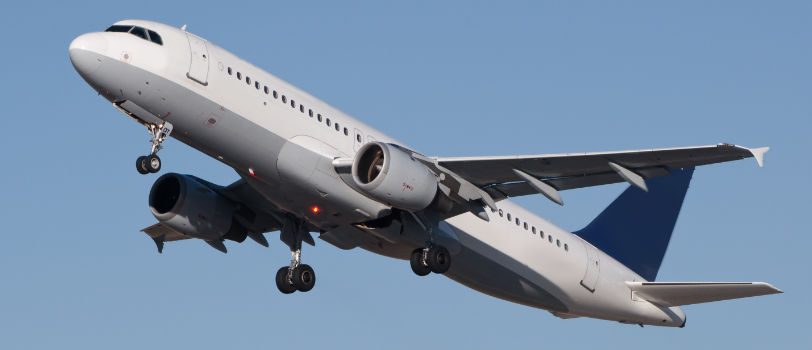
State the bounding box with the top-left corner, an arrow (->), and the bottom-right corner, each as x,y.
573,167 -> 695,281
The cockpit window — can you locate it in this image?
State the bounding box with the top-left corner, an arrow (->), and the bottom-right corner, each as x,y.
148,30 -> 163,45
105,25 -> 132,33
129,27 -> 148,40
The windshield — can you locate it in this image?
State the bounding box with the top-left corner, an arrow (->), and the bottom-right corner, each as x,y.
104,25 -> 132,33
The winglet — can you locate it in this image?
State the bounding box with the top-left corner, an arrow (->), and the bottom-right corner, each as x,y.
749,147 -> 770,168
512,169 -> 564,206
152,234 -> 165,254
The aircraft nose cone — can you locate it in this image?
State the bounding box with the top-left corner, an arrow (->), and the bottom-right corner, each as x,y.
69,33 -> 108,76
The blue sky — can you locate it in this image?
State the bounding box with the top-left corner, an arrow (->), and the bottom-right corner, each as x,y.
1,1 -> 808,348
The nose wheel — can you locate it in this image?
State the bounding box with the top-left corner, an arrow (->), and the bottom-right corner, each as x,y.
136,122 -> 172,175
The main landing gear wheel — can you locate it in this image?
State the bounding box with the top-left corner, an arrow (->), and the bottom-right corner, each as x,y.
276,267 -> 297,294
291,264 -> 316,292
146,155 -> 161,173
136,156 -> 149,175
427,246 -> 451,274
410,249 -> 431,276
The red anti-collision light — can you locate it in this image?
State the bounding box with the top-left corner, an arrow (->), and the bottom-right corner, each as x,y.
312,207 -> 319,213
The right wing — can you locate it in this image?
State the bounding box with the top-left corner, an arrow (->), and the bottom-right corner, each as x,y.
625,281 -> 782,307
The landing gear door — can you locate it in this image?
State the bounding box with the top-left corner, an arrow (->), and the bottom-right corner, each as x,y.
186,33 -> 209,86
580,242 -> 601,292
353,129 -> 364,153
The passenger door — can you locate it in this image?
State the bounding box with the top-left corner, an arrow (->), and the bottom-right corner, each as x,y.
185,33 -> 209,85
580,242 -> 601,292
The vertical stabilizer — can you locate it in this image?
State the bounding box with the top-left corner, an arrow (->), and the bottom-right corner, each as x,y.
574,167 -> 695,281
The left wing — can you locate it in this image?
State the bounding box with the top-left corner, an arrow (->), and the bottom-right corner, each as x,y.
436,144 -> 768,202
625,282 -> 782,307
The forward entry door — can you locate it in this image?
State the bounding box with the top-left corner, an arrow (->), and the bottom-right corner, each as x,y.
580,242 -> 601,292
186,33 -> 209,86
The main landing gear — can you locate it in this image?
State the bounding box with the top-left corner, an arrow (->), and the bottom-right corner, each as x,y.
410,245 -> 451,276
136,122 -> 173,175
276,215 -> 317,294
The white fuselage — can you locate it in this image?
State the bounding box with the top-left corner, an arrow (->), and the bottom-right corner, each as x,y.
69,20 -> 686,327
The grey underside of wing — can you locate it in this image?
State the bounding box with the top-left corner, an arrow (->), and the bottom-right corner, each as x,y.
437,145 -> 753,201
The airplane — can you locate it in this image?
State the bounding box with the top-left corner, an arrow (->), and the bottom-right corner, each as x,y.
69,20 -> 781,327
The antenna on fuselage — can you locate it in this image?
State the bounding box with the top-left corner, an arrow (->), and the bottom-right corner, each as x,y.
181,24 -> 187,31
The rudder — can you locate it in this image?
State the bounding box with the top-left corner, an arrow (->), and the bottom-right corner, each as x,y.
574,167 -> 695,281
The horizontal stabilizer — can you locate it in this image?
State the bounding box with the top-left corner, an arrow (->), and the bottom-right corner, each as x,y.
626,281 -> 782,307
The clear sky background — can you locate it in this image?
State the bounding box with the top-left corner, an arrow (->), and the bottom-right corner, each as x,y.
0,1 -> 808,349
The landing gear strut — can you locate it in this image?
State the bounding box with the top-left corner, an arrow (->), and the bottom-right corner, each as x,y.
136,122 -> 172,175
275,216 -> 317,294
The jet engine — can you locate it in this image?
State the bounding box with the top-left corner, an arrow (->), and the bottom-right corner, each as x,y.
149,173 -> 246,241
352,142 -> 450,212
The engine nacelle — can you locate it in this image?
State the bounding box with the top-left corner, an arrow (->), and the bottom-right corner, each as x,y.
149,173 -> 244,241
352,142 -> 441,212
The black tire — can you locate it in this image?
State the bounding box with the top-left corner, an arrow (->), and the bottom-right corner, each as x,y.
275,267 -> 297,294
146,155 -> 161,173
410,249 -> 431,276
291,264 -> 316,292
136,156 -> 149,175
427,246 -> 451,274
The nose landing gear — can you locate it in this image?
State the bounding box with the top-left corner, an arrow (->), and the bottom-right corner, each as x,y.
136,122 -> 172,175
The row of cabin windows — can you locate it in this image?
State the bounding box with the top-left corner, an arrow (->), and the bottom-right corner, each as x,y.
104,25 -> 163,45
227,66 -> 350,136
496,209 -> 568,251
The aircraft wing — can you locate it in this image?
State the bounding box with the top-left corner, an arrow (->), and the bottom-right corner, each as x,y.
625,282 -> 782,307
436,144 -> 768,201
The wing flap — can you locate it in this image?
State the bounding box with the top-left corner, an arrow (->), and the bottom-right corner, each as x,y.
626,281 -> 782,307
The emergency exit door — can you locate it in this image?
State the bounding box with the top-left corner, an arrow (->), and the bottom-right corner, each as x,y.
186,33 -> 209,86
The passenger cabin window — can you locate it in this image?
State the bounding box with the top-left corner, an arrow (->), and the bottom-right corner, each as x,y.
246,77 -> 251,85
515,218 -> 520,226
507,213 -> 511,221
309,109 -> 313,117
344,127 -> 349,136
564,244 -> 569,251
532,227 -> 536,234
255,81 -> 260,90
524,222 -> 528,230
335,123 -> 340,131
498,209 -> 503,217
291,100 -> 296,108
548,235 -> 553,243
540,230 -> 545,239
282,95 -> 287,103
228,67 -> 233,75
326,118 -> 331,126
557,239 -> 561,247
300,105 -> 304,113
129,27 -> 148,40
264,86 -> 269,94
317,114 -> 323,122
237,72 -> 242,80
147,30 -> 163,45
273,91 -> 278,99
105,25 -> 132,33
